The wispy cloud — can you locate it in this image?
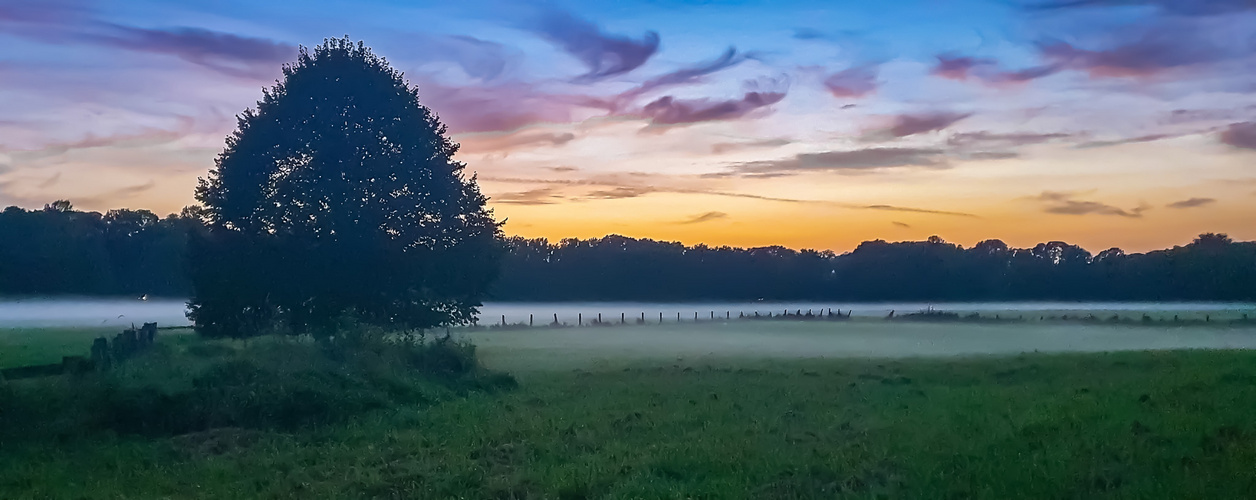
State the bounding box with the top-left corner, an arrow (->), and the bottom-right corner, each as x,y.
1031,191 -> 1150,217
1166,197 -> 1216,209
532,8 -> 659,81
730,148 -> 948,175
411,34 -> 516,81
678,211 -> 728,224
492,187 -> 565,205
1221,122 -> 1256,150
710,138 -> 791,154
639,87 -> 787,127
457,130 -> 576,153
823,65 -> 879,98
892,221 -> 912,228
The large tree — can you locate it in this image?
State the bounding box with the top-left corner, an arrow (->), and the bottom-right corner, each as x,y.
189,38 -> 503,339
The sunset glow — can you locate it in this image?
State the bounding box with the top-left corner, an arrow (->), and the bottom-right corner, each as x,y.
2,0 -> 1254,252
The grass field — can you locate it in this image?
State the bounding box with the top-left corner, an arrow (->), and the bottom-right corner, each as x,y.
3,324 -> 1256,498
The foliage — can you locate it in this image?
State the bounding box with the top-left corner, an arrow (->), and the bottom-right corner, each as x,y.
4,203 -> 1256,303
188,37 -> 503,339
0,334 -> 513,441
494,233 -> 1256,301
4,350 -> 1256,498
0,204 -> 193,295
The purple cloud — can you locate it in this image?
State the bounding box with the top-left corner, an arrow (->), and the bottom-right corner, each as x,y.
640,91 -> 786,126
1221,122 -> 1256,149
931,55 -> 995,80
885,112 -> 973,138
731,148 -> 948,175
534,9 -> 660,81
614,47 -> 755,106
86,24 -> 294,79
823,65 -> 879,98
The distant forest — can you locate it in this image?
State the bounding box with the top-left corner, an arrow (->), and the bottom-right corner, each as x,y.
2,202 -> 1254,301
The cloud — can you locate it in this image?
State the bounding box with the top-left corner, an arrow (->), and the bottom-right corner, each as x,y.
823,65 -> 879,98
480,175 -> 979,217
585,186 -> 656,199
492,187 -> 565,205
864,205 -> 979,217
411,35 -> 515,80
948,131 -> 1077,149
931,55 -> 995,80
74,180 -> 157,207
418,79 -> 579,133
679,211 -> 728,224
532,9 -> 659,81
1166,197 -> 1216,208
1024,0 -> 1256,16
546,166 -> 578,172
792,28 -> 828,40
731,148 -> 947,175
1075,133 -> 1176,148
0,2 -> 294,80
4,117 -> 196,158
1220,122 -> 1256,150
870,112 -> 972,139
457,131 -> 576,153
710,138 -> 791,154
86,24 -> 295,79
640,88 -> 787,127
1037,36 -> 1222,79
1031,191 -> 1149,217
615,47 -> 756,105
892,221 -> 912,228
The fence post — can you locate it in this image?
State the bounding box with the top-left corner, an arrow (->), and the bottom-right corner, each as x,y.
678,312 -> 681,322
598,313 -> 602,324
621,312 -> 625,324
579,313 -> 582,326
660,312 -> 663,324
530,314 -> 534,326
501,315 -> 506,326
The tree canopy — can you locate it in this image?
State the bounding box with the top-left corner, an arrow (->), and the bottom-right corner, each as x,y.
188,37 -> 503,338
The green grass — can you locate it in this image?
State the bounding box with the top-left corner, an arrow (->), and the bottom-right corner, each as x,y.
4,337 -> 1256,498
0,327 -> 196,369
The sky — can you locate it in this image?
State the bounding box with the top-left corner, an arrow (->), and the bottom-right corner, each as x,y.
1,0 -> 1254,253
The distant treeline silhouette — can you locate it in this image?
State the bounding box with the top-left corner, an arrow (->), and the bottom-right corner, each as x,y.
1,202 -> 1253,301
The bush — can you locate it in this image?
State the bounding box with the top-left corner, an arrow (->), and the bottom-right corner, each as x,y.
0,334 -> 515,441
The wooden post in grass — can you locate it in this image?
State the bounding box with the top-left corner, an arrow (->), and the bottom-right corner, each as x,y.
660,312 -> 663,324
530,314 -> 534,326
621,312 -> 625,324
694,312 -> 698,321
678,312 -> 681,322
598,313 -> 602,324
579,313 -> 582,326
501,315 -> 506,326
553,313 -> 558,326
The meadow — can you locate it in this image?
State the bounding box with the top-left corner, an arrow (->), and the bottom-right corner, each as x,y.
2,321 -> 1256,498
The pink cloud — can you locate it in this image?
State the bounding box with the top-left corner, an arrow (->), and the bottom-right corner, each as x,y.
823,65 -> 879,98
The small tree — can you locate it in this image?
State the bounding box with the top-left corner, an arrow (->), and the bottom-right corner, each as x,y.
189,37 -> 503,339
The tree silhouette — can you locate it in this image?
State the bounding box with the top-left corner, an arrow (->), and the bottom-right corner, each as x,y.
188,37 -> 503,339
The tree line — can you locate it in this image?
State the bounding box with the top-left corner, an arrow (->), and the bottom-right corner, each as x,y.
2,202 -> 1251,302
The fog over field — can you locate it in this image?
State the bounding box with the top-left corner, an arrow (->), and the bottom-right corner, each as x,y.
3,299 -> 1254,372
2,299 -> 1254,329
464,321 -> 1256,372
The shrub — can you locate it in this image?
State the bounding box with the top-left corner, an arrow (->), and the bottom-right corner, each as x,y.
0,333 -> 514,441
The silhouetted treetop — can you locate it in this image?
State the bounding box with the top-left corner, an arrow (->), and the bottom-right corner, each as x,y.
189,37 -> 503,338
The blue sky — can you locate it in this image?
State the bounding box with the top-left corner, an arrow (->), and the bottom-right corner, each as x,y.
1,0 -> 1254,251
